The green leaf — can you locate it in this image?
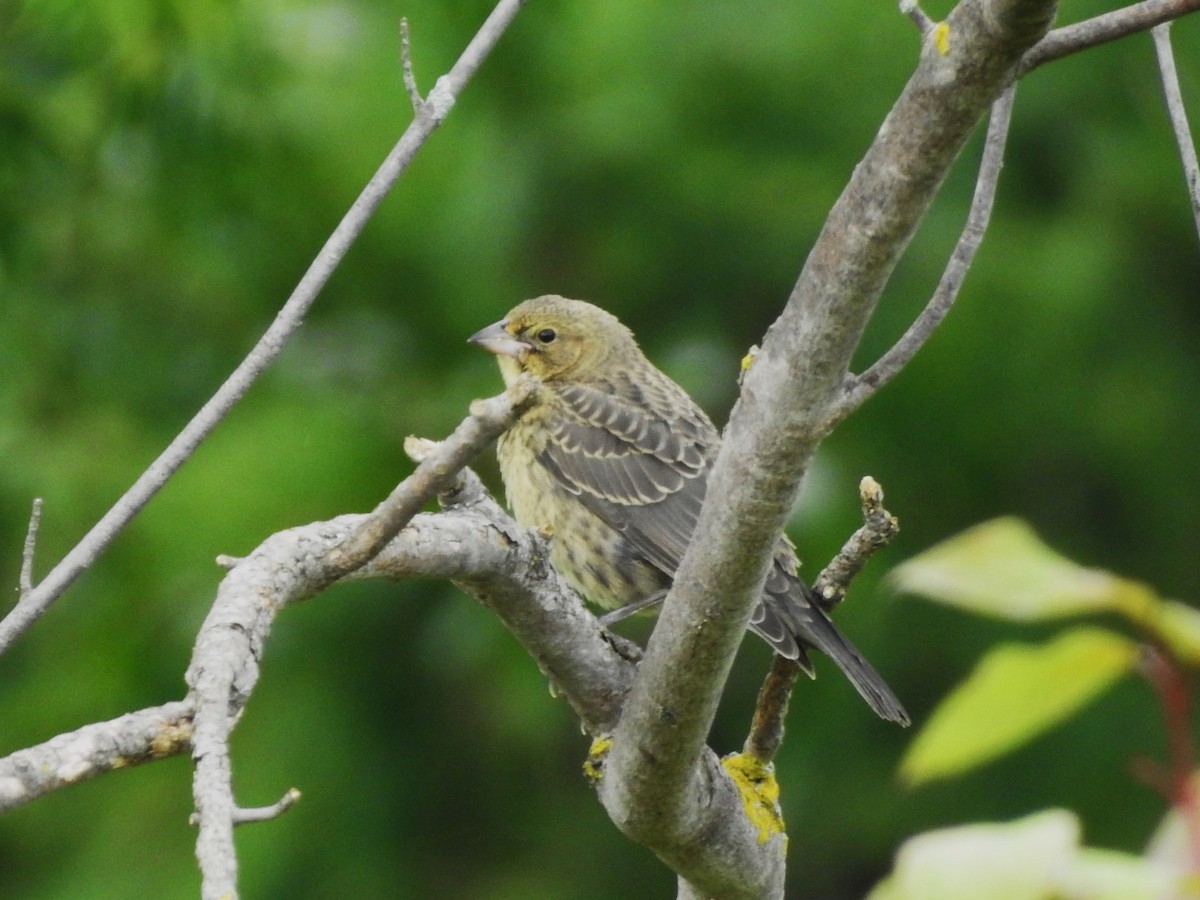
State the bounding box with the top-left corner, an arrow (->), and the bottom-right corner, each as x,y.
893,517 -> 1200,666
867,810 -> 1181,900
1137,599 -> 1200,668
866,809 -> 1080,900
890,517 -> 1128,621
1066,848 -> 1181,900
899,627 -> 1138,786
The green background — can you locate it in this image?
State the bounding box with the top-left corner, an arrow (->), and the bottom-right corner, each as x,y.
2,0 -> 1197,896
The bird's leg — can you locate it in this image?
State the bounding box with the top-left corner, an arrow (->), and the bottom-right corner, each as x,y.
598,589 -> 670,625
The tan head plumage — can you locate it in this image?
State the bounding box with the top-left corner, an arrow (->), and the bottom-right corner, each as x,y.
469,295 -> 640,385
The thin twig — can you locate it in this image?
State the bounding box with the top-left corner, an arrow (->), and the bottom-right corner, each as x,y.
743,657 -> 803,764
19,498 -> 43,595
400,18 -> 424,111
233,790 -> 302,825
1152,24 -> 1200,244
1020,0 -> 1200,74
190,789 -> 303,827
1138,648 -> 1200,870
833,86 -> 1016,424
899,0 -> 936,35
743,478 -> 901,765
811,476 -> 902,608
0,0 -> 530,661
326,376 -> 537,579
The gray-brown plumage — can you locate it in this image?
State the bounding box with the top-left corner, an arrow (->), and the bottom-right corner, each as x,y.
470,295 -> 908,725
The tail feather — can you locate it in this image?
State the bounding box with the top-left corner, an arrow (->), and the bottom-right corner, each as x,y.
752,566 -> 910,726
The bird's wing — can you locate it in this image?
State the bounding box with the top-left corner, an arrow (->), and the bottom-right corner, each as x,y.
537,379 -> 715,575
540,381 -> 814,664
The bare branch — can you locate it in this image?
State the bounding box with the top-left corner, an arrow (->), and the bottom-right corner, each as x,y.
0,487 -> 630,824
0,701 -> 194,814
326,376 -> 537,580
184,504 -> 630,898
0,0 -> 531,660
187,426 -> 626,897
1152,23 -> 1200,243
599,1 -> 1056,892
744,478 -> 901,766
188,789 -> 303,827
400,18 -> 424,111
811,477 -> 902,608
1020,0 -> 1200,74
834,86 -> 1016,424
233,789 -> 302,825
18,498 -> 42,596
899,0 -> 937,35
400,439 -> 638,730
744,657 -> 804,765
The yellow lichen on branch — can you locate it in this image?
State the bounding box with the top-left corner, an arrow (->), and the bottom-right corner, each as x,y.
721,753 -> 787,846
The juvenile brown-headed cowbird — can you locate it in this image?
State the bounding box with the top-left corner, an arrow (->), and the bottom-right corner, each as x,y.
470,295 -> 908,725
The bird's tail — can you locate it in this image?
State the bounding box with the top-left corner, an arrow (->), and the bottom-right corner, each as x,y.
752,568 -> 910,726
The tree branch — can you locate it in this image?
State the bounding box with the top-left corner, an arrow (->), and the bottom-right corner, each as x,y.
900,0 -> 937,36
0,0 -> 530,660
18,498 -> 42,596
399,18 -> 424,112
744,478 -> 901,766
1020,0 -> 1200,74
598,2 -> 1058,896
834,85 -> 1016,423
190,788 -> 302,827
325,375 -> 538,580
1152,23 -> 1200,244
0,495 -> 631,819
0,701 -> 194,814
186,390 -> 627,897
811,477 -> 902,608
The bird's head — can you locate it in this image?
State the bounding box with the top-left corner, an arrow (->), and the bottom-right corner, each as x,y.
469,295 -> 636,385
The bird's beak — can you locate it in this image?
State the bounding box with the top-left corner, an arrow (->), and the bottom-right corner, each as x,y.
469,320 -> 528,359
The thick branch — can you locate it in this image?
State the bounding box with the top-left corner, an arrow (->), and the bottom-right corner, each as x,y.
187,481 -> 631,898
600,2 -> 1058,896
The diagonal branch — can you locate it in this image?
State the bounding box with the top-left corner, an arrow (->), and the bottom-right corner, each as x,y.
325,375 -> 537,580
0,0 -> 530,660
1020,0 -> 1200,73
832,85 -> 1017,423
1152,23 -> 1200,244
599,2 -> 1058,897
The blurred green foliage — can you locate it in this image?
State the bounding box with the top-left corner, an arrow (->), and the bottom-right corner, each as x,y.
1,0 -> 1198,897
875,518 -> 1200,896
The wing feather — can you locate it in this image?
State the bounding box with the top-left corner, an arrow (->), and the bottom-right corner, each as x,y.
540,379 -> 715,575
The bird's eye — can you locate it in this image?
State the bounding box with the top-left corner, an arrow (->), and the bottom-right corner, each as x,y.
535,328 -> 557,344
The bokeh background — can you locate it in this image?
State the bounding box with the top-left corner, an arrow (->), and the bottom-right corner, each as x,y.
2,0 -> 1198,897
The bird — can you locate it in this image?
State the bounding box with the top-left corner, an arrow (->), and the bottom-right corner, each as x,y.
470,295 -> 908,725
